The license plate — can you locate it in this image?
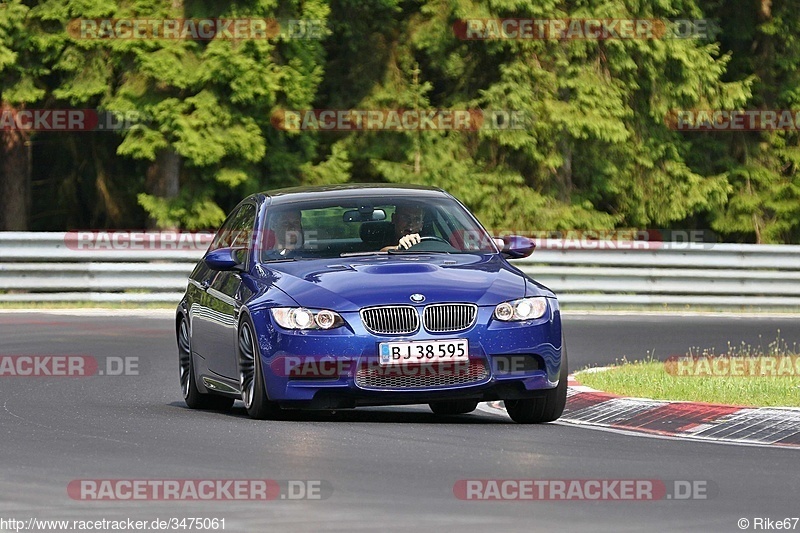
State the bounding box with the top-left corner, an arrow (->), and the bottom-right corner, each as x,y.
379,339 -> 468,366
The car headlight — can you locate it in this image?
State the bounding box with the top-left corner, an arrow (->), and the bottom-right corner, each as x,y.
494,297 -> 548,321
271,307 -> 345,330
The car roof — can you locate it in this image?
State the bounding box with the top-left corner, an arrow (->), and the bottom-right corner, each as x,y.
259,183 -> 449,205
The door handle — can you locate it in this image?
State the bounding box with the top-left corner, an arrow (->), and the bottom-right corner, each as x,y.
200,280 -> 210,290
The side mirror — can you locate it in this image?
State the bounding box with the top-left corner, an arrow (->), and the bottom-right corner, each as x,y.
204,247 -> 245,271
498,235 -> 535,259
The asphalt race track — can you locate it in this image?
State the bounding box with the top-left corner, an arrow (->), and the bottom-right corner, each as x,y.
1,311 -> 798,532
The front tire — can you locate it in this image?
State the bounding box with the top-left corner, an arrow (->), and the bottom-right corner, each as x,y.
238,317 -> 282,420
504,338 -> 568,424
429,400 -> 479,415
178,315 -> 234,411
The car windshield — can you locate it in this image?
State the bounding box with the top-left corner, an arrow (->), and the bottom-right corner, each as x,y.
258,195 -> 497,262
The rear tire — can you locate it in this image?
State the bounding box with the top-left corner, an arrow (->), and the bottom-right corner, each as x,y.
239,317 -> 283,420
178,315 -> 234,411
429,400 -> 479,415
504,338 -> 568,424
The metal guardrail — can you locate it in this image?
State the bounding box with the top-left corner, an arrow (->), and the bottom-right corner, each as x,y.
520,243 -> 800,307
1,232 -> 799,308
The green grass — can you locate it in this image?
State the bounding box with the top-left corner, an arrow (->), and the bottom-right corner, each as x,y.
576,333 -> 800,408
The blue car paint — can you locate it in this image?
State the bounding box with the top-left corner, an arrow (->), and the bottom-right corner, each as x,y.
179,185 -> 563,409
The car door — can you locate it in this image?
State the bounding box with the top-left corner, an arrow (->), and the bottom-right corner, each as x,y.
193,203 -> 257,379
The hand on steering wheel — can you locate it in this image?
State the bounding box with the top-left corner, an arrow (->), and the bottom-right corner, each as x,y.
398,235 -> 450,250
398,233 -> 422,249
382,235 -> 450,251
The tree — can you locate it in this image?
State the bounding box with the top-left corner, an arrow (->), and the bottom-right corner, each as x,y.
0,0 -> 49,230
316,0 -> 749,234
703,0 -> 800,243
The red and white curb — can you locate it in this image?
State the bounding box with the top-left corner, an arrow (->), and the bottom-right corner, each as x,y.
480,375 -> 800,449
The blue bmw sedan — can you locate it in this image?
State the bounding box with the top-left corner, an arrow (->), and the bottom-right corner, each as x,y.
176,184 -> 566,423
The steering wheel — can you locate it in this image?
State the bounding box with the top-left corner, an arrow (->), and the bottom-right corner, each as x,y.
416,236 -> 450,244
402,235 -> 453,251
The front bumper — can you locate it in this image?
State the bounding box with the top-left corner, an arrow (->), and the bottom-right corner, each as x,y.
248,300 -> 562,408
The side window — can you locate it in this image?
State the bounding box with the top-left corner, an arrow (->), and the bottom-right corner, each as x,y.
231,205 -> 257,248
209,204 -> 257,252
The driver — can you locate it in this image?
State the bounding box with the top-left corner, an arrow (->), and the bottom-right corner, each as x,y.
381,205 -> 425,251
268,209 -> 304,255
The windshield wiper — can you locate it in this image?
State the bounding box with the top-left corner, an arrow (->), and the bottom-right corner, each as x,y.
388,249 -> 451,254
261,257 -> 297,263
339,251 -> 388,257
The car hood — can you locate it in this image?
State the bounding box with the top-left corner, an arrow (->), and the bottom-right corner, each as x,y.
257,254 -> 554,312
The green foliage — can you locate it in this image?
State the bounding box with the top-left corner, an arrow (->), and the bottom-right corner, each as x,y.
300,142 -> 352,185
1,0 -> 797,241
137,192 -> 226,230
701,0 -> 800,242
0,0 -> 49,103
